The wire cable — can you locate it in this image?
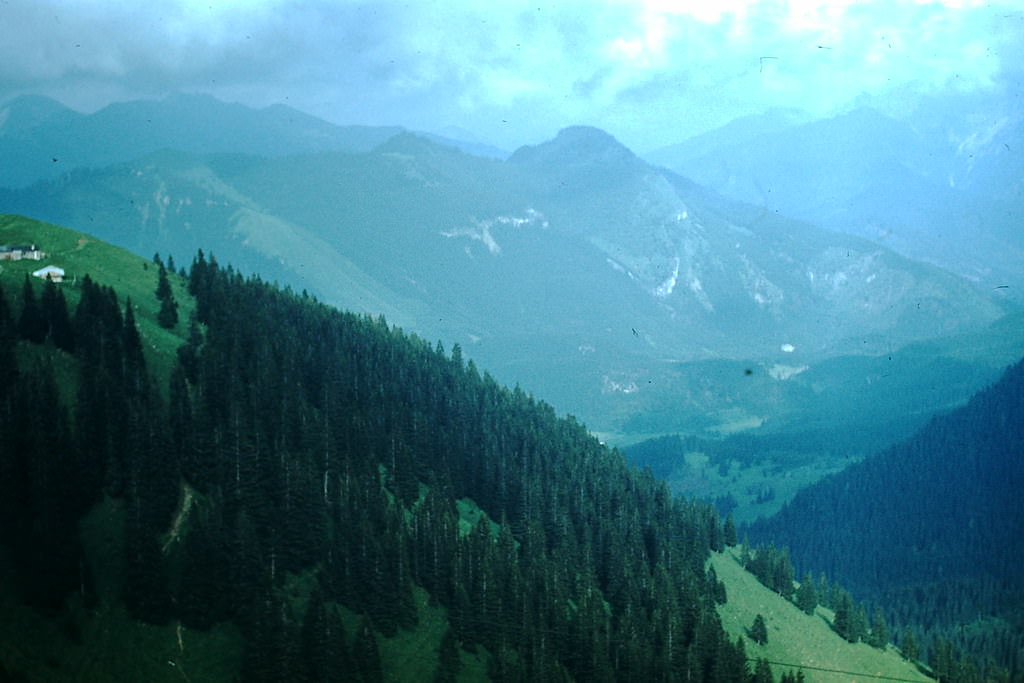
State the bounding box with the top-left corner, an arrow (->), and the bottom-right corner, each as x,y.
746,657 -> 928,682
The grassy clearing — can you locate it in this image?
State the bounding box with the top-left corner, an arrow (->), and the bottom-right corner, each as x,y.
1,213 -> 193,388
710,548 -> 933,682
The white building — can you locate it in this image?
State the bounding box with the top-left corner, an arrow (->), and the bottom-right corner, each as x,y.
31,265 -> 65,282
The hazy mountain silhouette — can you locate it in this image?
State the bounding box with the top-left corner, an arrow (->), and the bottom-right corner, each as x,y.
646,95 -> 1024,298
0,93 -> 402,189
0,95 -> 1015,440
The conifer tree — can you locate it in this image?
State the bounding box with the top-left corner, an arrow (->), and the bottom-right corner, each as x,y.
772,547 -> 795,597
156,264 -> 179,329
869,606 -> 889,648
749,613 -> 768,645
753,657 -> 774,683
833,590 -> 853,641
300,587 -> 350,683
352,617 -> 383,683
817,573 -> 832,609
850,602 -> 869,644
795,572 -> 818,614
433,627 -> 461,683
17,275 -> 45,343
40,276 -> 74,352
723,513 -> 738,546
901,626 -> 919,662
0,282 -> 17,396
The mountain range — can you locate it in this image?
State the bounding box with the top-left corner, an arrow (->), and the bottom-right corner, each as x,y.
1,94 -> 1018,453
645,93 -> 1024,299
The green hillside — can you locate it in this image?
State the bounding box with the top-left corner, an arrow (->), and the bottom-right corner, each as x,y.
711,548 -> 933,682
3,216 -> 743,681
0,213 -> 192,384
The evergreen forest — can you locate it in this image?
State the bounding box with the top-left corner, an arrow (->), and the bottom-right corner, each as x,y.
1,250 -> 764,681
750,355 -> 1024,680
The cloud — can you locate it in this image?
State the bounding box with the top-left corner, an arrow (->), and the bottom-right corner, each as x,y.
1,0 -> 1021,149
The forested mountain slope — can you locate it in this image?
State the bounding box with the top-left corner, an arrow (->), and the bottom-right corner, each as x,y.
749,355 -> 1024,675
1,215 -> 754,681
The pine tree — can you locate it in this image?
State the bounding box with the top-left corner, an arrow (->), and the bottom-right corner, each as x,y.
752,657 -> 773,683
817,573 -> 832,609
930,637 -> 956,683
795,572 -> 817,614
772,547 -> 795,597
158,295 -> 179,329
850,602 -> 868,644
300,587 -> 350,683
156,264 -> 179,329
723,513 -> 738,546
17,275 -> 45,343
901,626 -> 919,662
352,617 -> 383,683
833,590 -> 853,641
433,627 -> 461,683
176,312 -> 203,383
739,535 -> 752,568
869,606 -> 889,648
0,282 -> 17,398
40,276 -> 74,352
749,613 -> 768,645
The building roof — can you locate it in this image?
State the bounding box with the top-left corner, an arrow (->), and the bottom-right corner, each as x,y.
32,265 -> 65,278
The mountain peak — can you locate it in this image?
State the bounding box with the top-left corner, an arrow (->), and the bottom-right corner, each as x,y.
509,125 -> 638,169
0,94 -> 79,135
553,124 -> 623,147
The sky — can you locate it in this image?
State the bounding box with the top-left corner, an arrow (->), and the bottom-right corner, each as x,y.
1,0 -> 1022,151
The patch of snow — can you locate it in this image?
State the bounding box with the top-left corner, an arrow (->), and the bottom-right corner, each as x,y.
653,257 -> 680,298
688,274 -> 715,311
602,375 -> 639,394
739,256 -> 784,308
441,208 -> 547,256
607,258 -> 627,275
768,363 -> 807,380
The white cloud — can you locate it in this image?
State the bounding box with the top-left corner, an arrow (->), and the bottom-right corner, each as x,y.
1,0 -> 1020,149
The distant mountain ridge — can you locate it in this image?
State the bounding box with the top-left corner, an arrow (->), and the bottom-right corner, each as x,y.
0,93 -> 402,189
0,94 -> 1016,441
645,94 -> 1024,298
